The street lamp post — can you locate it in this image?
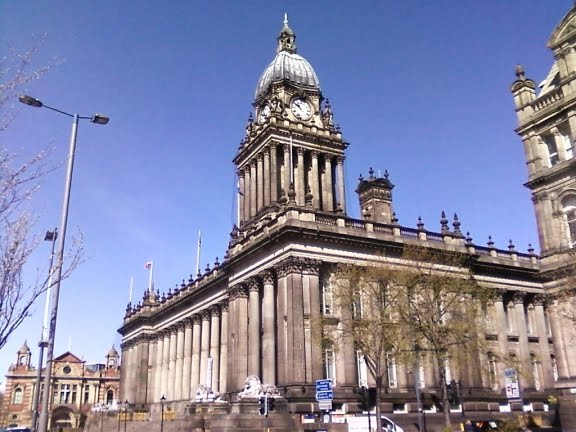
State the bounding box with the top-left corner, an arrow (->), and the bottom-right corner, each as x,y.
19,95 -> 109,432
123,400 -> 129,432
160,395 -> 166,432
31,228 -> 58,432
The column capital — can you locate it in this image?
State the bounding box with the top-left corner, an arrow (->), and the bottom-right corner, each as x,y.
257,152 -> 264,161
311,150 -> 319,158
269,141 -> 278,150
251,158 -> 257,167
263,146 -> 270,156
209,304 -> 221,317
531,293 -> 547,307
184,317 -> 194,329
336,155 -> 345,164
201,309 -> 211,321
302,258 -> 321,275
512,291 -> 526,304
297,146 -> 305,155
219,299 -> 229,312
261,270 -> 275,285
492,288 -> 507,302
248,278 -> 260,292
238,168 -> 245,177
192,314 -> 202,325
229,283 -> 248,300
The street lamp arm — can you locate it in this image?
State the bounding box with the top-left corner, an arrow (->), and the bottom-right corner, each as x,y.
18,95 -> 110,124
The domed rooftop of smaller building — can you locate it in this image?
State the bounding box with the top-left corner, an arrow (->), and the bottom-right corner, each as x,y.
107,345 -> 119,357
18,340 -> 31,354
254,14 -> 320,99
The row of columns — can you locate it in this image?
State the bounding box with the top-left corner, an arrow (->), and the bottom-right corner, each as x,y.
121,301 -> 229,404
490,291 -> 556,390
238,143 -> 346,223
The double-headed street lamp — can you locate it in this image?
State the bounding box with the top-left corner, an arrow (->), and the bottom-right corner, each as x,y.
19,95 -> 109,432
160,395 -> 166,432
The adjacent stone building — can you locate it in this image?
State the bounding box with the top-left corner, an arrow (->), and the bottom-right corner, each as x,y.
1,342 -> 120,429
117,9 -> 576,432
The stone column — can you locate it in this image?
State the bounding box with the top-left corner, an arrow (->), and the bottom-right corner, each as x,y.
154,335 -> 164,401
219,301 -> 229,394
262,271 -> 276,385
275,266 -> 287,384
244,166 -> 251,221
174,324 -> 185,400
190,315 -> 202,394
182,319 -> 193,399
263,148 -> 271,206
279,257 -> 306,383
257,153 -> 264,211
324,155 -> 334,212
146,339 -> 156,404
250,159 -> 257,217
199,310 -> 211,389
303,260 -> 322,382
209,305 -> 221,392
161,331 -> 170,399
238,169 -> 245,224
547,300 -> 571,378
533,295 -> 554,389
310,151 -> 320,209
492,290 -> 509,390
513,293 -> 532,387
167,327 -> 177,400
237,285 -> 249,383
297,147 -> 305,206
136,338 -> 150,404
336,156 -> 346,212
284,144 -> 291,196
248,279 -> 261,377
270,143 -> 278,203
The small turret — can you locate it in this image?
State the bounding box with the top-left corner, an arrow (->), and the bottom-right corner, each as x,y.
510,64 -> 536,123
356,168 -> 395,224
16,340 -> 32,367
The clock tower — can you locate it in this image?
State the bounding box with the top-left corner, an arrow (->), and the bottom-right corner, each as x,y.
234,15 -> 348,226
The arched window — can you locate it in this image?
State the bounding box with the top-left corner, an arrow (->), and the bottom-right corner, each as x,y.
106,389 -> 114,405
551,355 -> 559,381
12,387 -> 23,404
531,353 -> 541,390
487,352 -> 498,390
356,350 -> 368,387
320,276 -> 333,315
386,353 -> 397,388
324,347 -> 336,383
561,195 -> 576,247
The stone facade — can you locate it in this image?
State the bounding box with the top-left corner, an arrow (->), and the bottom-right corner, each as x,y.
1,343 -> 120,429
116,10 -> 576,432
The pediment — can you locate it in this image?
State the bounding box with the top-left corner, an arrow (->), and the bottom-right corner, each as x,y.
549,7 -> 576,49
53,351 -> 83,364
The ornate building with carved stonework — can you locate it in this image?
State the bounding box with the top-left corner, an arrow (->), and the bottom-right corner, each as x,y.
117,10 -> 576,432
1,343 -> 120,430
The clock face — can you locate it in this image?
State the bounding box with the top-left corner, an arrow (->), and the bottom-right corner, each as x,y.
290,98 -> 312,120
258,104 -> 271,123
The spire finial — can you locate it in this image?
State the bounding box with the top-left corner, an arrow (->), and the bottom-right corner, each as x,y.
277,13 -> 296,53
284,12 -> 289,27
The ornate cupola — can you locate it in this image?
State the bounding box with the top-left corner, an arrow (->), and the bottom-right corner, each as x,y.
106,345 -> 119,368
233,15 -> 349,228
16,340 -> 32,367
356,168 -> 395,224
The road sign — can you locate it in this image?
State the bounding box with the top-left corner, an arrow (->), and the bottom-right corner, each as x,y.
318,400 -> 332,411
316,379 -> 333,392
316,390 -> 334,401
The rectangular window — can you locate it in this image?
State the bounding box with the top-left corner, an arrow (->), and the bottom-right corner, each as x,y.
544,136 -> 559,166
566,209 -> 576,247
84,386 -> 90,403
444,358 -> 452,383
321,278 -> 333,315
386,353 -> 397,388
60,384 -> 70,404
352,288 -> 363,319
72,385 -> 77,404
417,355 -> 425,389
551,355 -> 558,381
564,133 -> 573,159
356,350 -> 368,387
488,353 -> 498,390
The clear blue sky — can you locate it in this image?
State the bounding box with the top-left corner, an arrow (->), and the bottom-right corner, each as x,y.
0,1 -> 571,385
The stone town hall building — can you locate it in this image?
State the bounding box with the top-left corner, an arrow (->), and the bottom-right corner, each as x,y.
118,8 -> 576,432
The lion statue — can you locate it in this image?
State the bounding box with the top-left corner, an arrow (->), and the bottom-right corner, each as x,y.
237,375 -> 280,399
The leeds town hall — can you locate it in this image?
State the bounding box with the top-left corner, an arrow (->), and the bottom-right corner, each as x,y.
115,7 -> 576,432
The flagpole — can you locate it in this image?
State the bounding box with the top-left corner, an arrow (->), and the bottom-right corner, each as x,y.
148,262 -> 154,293
129,276 -> 134,303
195,230 -> 202,276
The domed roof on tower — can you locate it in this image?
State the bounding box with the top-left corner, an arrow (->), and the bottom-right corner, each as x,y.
254,14 -> 320,99
18,340 -> 31,354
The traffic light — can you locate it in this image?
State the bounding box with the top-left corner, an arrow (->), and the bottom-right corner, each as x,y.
267,396 -> 275,412
367,387 -> 377,409
354,387 -> 370,411
258,395 -> 267,416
